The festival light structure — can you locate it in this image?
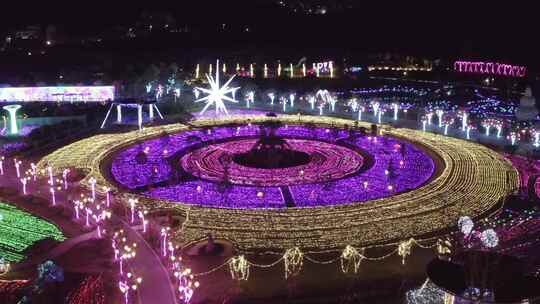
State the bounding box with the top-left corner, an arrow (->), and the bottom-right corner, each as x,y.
229,255 -> 249,280
14,159 -> 21,178
284,247 -> 303,279
101,100 -> 164,130
443,116 -> 455,136
435,109 -> 444,128
20,177 -> 27,195
340,245 -> 364,274
0,202 -> 65,262
481,118 -> 503,137
480,229 -> 499,248
509,131 -> 518,146
458,216 -> 474,236
371,101 -> 380,117
358,105 -> 365,121
245,91 -> 254,108
308,95 -> 316,110
0,86 -> 114,102
195,60 -> 240,116
454,60 -> 526,77
174,88 -> 181,102
426,112 -> 434,126
268,92 -> 275,105
37,115 -> 518,250
289,63 -> 294,78
289,93 -> 295,108
2,105 -> 21,135
393,103 -> 399,120
466,125 -> 474,140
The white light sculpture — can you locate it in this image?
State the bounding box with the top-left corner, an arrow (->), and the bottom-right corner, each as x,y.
2,105 -> 21,135
308,96 -> 316,110
461,112 -> 468,131
480,229 -> 499,248
458,216 -> 474,235
195,60 -> 240,116
245,91 -> 254,108
268,93 -> 275,105
436,109 -> 444,128
427,112 -> 434,125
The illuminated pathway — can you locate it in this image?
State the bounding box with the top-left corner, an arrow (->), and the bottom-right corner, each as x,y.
120,221 -> 178,304
0,161 -> 177,304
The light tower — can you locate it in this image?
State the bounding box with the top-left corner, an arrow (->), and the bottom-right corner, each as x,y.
3,104 -> 21,135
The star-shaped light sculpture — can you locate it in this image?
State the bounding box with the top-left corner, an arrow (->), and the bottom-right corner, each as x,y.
195,60 -> 240,116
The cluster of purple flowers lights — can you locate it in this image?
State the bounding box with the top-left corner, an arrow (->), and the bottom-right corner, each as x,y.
180,138 -> 364,187
110,124 -> 435,209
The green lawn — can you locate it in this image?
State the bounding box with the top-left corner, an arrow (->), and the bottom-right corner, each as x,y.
0,202 -> 65,262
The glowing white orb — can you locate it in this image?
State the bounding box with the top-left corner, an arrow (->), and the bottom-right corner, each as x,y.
458,216 -> 474,235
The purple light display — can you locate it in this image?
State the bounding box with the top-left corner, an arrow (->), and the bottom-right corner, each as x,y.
110,125 -> 435,209
181,138 -> 364,187
0,86 -> 115,102
454,61 -> 526,77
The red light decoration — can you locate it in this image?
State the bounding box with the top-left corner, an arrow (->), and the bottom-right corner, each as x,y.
454,60 -> 526,77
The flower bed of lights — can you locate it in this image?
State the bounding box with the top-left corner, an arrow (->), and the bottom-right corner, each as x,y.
109,124 -> 434,208
0,279 -> 29,303
37,114 -> 519,250
0,202 -> 65,262
66,274 -> 106,304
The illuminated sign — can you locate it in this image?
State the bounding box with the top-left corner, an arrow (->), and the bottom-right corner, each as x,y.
0,86 -> 115,102
454,61 -> 526,77
314,61 -> 334,73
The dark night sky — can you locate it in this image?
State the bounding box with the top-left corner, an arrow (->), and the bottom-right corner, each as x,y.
1,1 -> 538,65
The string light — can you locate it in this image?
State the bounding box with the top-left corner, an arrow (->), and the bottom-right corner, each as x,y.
340,245 -> 364,274
229,255 -> 250,280
37,115 -> 518,251
398,239 -> 414,265
284,247 -> 303,279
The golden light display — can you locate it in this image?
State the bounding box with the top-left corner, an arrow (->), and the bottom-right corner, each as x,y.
340,245 -> 364,274
229,255 -> 250,281
284,247 -> 303,279
38,115 -> 519,251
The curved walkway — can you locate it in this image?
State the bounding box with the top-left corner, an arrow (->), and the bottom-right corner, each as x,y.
0,163 -> 177,304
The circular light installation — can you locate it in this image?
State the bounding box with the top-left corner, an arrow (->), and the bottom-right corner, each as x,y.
38,115 -> 519,250
110,125 -> 435,208
180,138 -> 365,187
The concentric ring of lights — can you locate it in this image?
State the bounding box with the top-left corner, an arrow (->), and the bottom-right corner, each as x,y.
37,115 -> 519,250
